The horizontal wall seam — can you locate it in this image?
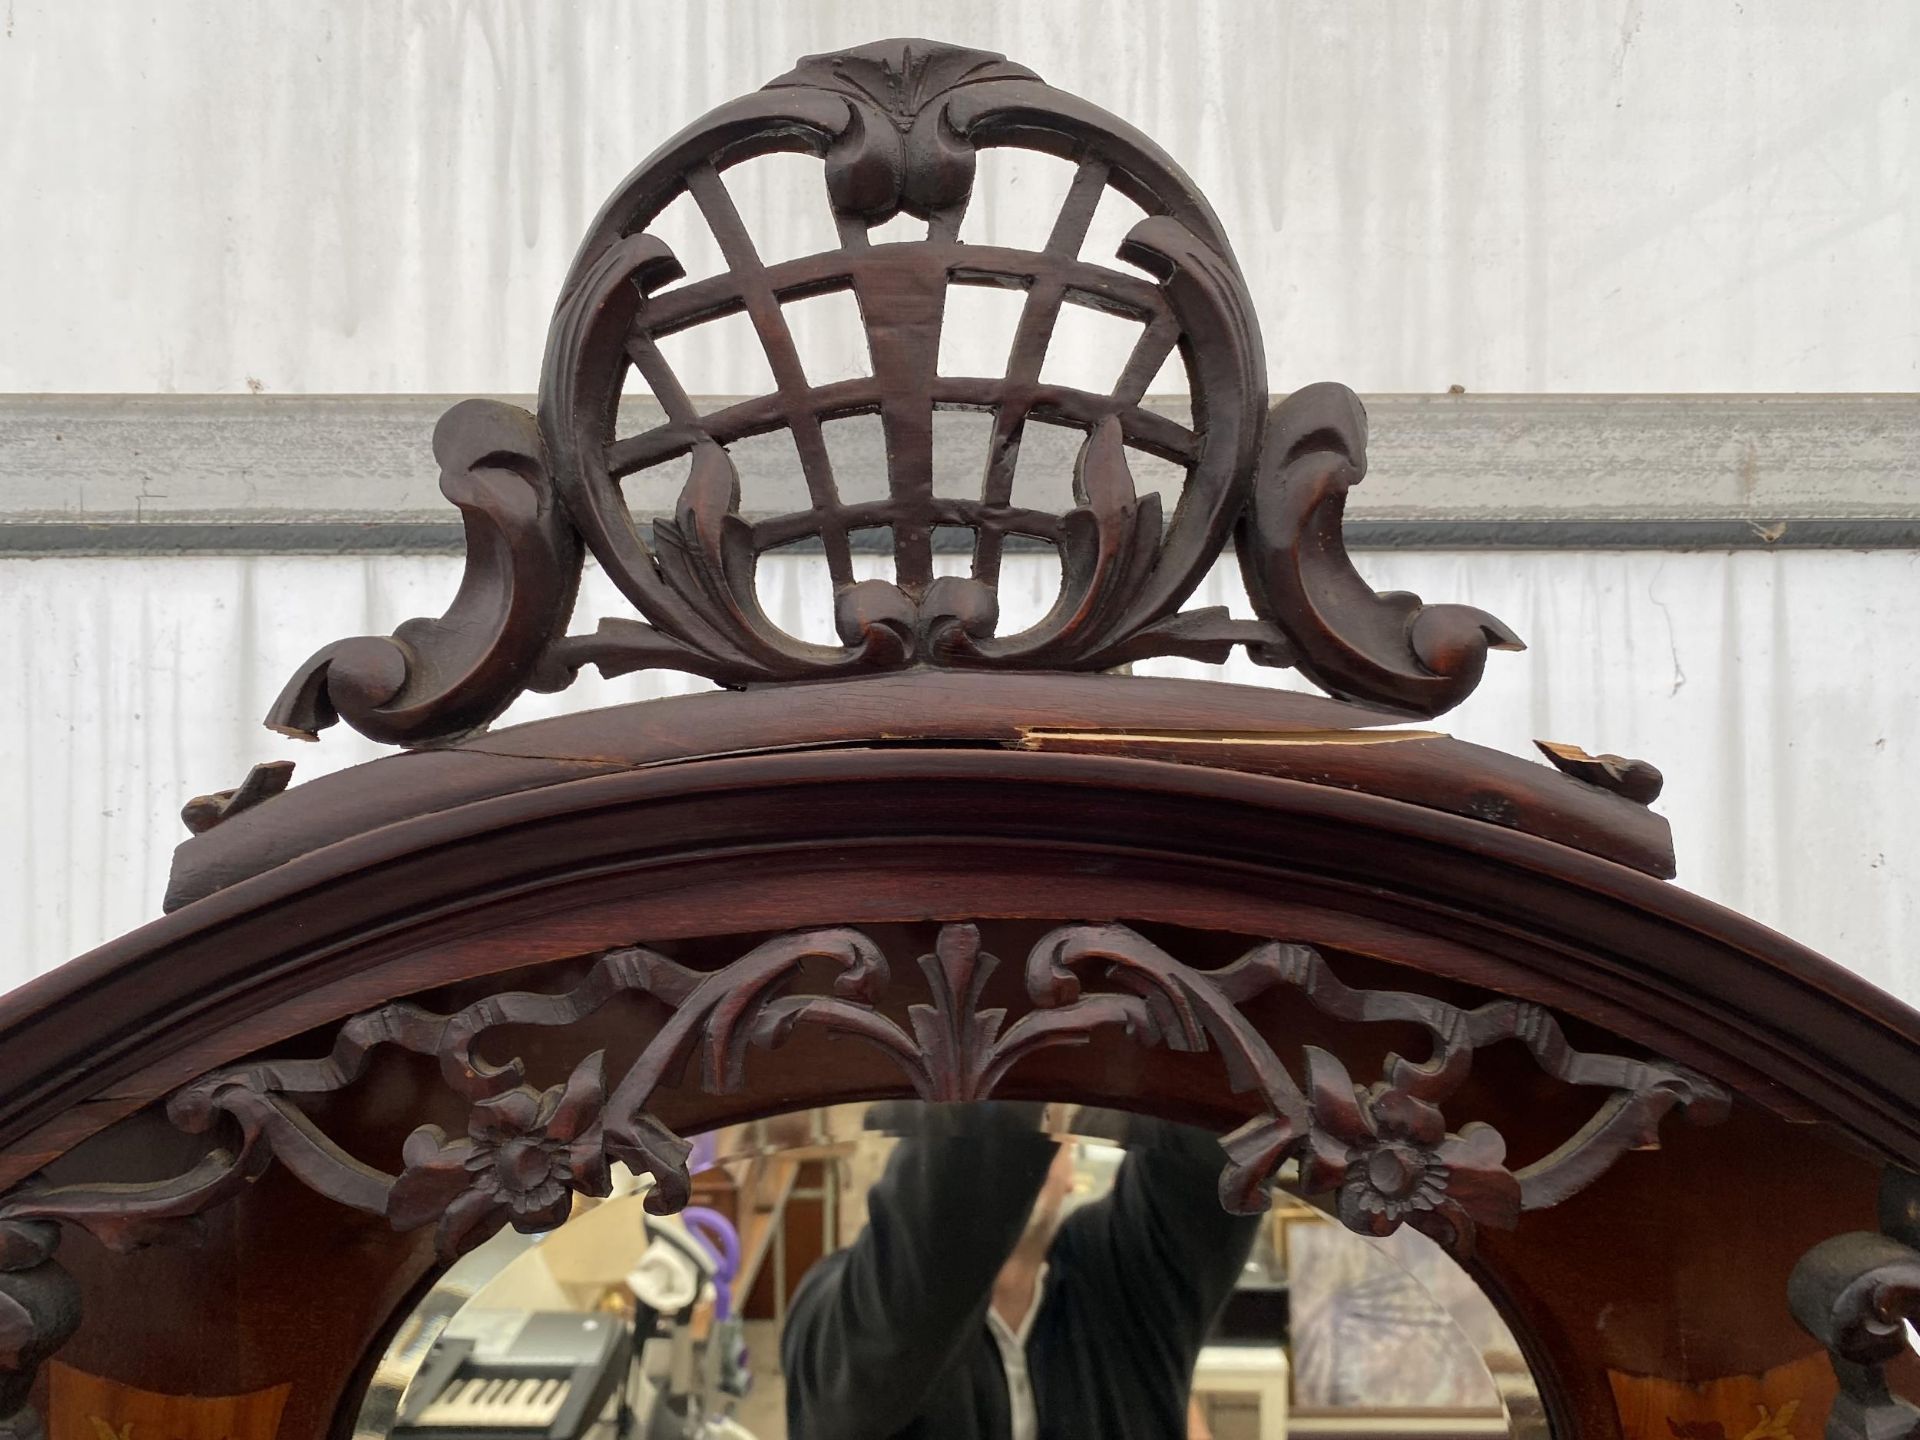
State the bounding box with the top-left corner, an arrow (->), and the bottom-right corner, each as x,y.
6,518 -> 1919,556
4,393 -> 1915,553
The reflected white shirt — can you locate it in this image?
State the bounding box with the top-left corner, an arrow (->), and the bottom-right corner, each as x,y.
985,1264 -> 1048,1440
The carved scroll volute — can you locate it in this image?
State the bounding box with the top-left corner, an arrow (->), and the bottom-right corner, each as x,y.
1792,1169 -> 1920,1440
265,400 -> 582,745
778,41 -> 1038,226
0,1223 -> 79,1440
975,214 -> 1269,669
537,232 -> 714,648
256,40 -> 1542,744
1242,382 -> 1524,719
1791,1229 -> 1920,1440
1105,216 -> 1268,632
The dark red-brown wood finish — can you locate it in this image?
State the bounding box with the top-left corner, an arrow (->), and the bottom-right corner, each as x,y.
3,36 -> 1915,1440
262,38 -> 1517,748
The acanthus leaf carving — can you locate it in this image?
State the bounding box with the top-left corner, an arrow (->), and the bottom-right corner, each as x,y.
264,399 -> 582,747
905,924 -> 1011,1101
269,39 -> 1518,747
1242,381 -> 1526,720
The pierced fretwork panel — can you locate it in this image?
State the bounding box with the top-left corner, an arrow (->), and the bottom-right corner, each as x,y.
267,38 -> 1522,748
607,148 -> 1202,600
0,923 -> 1724,1269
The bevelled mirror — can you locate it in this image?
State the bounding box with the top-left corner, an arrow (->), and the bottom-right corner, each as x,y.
356,1102 -> 1544,1440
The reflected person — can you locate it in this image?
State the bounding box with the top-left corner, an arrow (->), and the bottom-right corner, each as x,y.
781,1103 -> 1260,1439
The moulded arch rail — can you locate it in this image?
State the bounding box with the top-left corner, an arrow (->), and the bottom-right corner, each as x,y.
4,36 -> 1917,1440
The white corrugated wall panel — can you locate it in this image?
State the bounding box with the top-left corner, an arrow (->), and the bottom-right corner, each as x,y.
2,0 -> 1915,394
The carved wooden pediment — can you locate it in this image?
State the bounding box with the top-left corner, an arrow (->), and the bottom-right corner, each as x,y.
2,36 -> 1916,1440
265,36 -> 1517,748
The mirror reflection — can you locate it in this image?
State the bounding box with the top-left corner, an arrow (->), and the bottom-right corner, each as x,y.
359,1103 -> 1535,1440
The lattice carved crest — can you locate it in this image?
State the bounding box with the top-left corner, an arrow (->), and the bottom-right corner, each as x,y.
266,38 -> 1521,747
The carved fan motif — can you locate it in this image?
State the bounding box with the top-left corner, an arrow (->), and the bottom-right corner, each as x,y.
267,37 -> 1520,747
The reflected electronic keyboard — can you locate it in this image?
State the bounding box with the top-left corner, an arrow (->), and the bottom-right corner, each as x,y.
396,1312 -> 631,1440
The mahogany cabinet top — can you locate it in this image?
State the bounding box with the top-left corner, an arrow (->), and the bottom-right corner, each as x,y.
1,38 -> 1918,1440
1,33 -> 1914,1200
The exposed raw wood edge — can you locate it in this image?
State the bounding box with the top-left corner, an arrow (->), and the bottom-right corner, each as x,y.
1017,726 -> 1446,748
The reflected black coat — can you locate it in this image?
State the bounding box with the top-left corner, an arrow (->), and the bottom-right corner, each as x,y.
780,1105 -> 1259,1440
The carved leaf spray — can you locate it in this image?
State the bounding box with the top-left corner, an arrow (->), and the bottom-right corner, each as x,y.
0,924 -> 1724,1265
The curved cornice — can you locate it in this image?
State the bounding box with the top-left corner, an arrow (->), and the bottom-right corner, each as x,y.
0,683 -> 1911,1188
